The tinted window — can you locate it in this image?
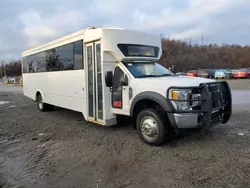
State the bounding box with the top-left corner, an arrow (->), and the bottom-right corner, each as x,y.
118,44 -> 159,57
112,67 -> 124,108
22,40 -> 82,73
96,43 -> 103,119
73,41 -> 83,70
22,57 -> 28,73
36,52 -> 46,72
87,46 -> 94,117
46,49 -> 60,71
28,55 -> 37,73
58,44 -> 74,70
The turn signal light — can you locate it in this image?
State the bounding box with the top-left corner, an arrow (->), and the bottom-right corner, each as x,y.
172,91 -> 179,100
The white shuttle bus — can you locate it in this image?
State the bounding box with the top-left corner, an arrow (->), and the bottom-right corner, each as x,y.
22,27 -> 232,145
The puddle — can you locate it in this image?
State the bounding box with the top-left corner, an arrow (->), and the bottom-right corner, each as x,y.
0,100 -> 10,107
8,105 -> 16,108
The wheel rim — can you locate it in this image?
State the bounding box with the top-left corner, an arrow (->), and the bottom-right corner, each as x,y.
140,116 -> 159,142
38,96 -> 43,109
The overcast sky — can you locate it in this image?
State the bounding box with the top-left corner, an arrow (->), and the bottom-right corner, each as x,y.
0,0 -> 250,61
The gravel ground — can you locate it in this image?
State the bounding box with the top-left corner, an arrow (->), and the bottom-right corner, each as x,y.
0,81 -> 250,188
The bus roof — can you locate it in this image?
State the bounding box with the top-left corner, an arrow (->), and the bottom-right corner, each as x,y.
22,27 -> 162,61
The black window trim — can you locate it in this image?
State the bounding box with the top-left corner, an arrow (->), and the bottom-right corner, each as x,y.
73,40 -> 84,70
117,43 -> 159,58
22,39 -> 84,73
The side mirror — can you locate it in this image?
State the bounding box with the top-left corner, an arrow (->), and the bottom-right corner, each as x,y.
122,75 -> 129,86
105,71 -> 113,87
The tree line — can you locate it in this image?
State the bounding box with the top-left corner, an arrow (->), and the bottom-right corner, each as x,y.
0,60 -> 21,78
1,39 -> 250,77
159,38 -> 250,72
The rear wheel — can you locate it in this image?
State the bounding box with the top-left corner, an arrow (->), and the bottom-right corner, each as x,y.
37,94 -> 54,112
136,108 -> 171,146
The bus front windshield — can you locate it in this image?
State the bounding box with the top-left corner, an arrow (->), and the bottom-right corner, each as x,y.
123,61 -> 175,78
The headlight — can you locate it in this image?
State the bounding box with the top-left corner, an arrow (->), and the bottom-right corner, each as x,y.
169,89 -> 201,110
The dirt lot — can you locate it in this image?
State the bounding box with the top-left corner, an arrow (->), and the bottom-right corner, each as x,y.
1,80 -> 250,188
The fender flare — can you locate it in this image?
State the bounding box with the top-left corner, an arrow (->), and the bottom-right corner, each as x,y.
35,89 -> 44,101
130,91 -> 173,116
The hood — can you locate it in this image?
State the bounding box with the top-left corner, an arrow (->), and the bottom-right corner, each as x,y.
138,76 -> 215,87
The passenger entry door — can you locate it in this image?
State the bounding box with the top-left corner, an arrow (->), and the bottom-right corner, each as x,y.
86,42 -> 103,124
112,66 -> 130,115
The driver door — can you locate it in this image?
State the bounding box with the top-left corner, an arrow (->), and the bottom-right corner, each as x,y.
111,66 -> 130,116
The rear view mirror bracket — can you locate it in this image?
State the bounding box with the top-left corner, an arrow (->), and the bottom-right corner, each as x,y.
105,71 -> 113,90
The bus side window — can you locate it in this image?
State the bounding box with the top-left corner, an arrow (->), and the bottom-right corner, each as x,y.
73,41 -> 83,70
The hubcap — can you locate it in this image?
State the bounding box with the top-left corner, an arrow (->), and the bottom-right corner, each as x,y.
38,97 -> 43,109
140,116 -> 158,141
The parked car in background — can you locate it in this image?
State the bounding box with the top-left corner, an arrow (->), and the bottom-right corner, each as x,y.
233,69 -> 250,79
228,69 -> 238,78
197,69 -> 215,79
214,69 -> 228,79
186,70 -> 198,77
175,71 -> 186,76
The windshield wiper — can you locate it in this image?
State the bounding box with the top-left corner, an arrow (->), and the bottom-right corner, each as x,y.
136,75 -> 158,78
155,74 -> 174,77
136,74 -> 174,78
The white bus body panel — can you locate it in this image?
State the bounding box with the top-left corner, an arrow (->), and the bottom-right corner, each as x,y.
23,70 -> 87,118
101,28 -> 162,61
22,27 -> 162,125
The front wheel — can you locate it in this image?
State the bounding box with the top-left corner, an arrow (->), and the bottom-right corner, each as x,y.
37,94 -> 54,112
136,108 -> 170,146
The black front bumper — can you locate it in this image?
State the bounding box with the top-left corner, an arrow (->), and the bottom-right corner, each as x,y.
167,81 -> 232,129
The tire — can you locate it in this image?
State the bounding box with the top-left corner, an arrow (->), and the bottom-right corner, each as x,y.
37,94 -> 54,112
136,108 -> 171,146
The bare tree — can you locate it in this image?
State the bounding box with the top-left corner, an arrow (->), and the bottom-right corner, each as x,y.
159,39 -> 250,71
